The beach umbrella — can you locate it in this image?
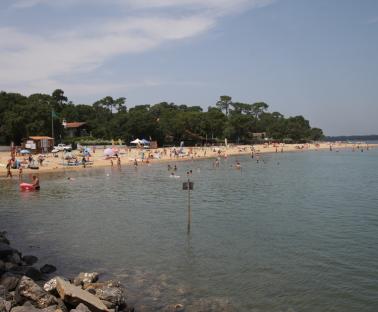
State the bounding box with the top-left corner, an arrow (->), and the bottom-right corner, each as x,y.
20,149 -> 31,154
130,139 -> 141,144
104,148 -> 114,156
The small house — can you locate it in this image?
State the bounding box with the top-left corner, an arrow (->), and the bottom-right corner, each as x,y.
63,121 -> 88,137
23,136 -> 54,153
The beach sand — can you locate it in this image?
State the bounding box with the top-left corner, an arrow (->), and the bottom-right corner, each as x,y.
0,142 -> 375,179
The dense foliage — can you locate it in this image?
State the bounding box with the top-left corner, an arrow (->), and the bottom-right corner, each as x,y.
0,90 -> 324,145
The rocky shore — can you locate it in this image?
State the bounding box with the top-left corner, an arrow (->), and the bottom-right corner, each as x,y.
0,231 -> 135,312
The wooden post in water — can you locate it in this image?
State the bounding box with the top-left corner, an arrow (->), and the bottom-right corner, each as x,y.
187,177 -> 191,234
183,175 -> 193,234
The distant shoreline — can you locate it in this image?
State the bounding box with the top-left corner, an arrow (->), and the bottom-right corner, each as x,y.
1,142 -> 376,178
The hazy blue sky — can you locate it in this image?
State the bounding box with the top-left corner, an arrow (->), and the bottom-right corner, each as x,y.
1,0 -> 377,135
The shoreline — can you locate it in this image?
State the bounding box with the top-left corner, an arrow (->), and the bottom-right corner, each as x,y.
1,142 -> 376,178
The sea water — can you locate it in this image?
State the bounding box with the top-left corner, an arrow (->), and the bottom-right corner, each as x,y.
1,149 -> 377,311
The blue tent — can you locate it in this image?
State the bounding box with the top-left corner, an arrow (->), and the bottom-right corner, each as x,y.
140,139 -> 150,144
20,149 -> 31,154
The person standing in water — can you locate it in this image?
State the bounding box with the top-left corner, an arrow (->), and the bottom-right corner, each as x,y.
6,159 -> 12,178
32,175 -> 40,190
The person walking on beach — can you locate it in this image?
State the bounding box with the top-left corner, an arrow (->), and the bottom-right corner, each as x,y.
117,156 -> 121,166
18,166 -> 23,179
134,159 -> 138,168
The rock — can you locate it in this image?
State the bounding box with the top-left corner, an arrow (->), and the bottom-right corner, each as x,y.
5,253 -> 22,266
0,244 -> 14,260
43,278 -> 58,293
15,276 -> 57,309
0,298 -> 12,312
4,263 -> 16,271
69,303 -> 91,312
10,301 -> 41,312
73,273 -> 99,286
0,260 -> 5,275
55,277 -> 109,312
0,233 -> 10,245
21,256 -> 38,266
83,281 -> 120,291
9,267 -> 42,281
40,265 -> 56,275
94,287 -> 125,308
0,274 -> 20,291
41,305 -> 59,312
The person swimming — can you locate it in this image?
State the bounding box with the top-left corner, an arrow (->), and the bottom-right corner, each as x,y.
170,172 -> 180,178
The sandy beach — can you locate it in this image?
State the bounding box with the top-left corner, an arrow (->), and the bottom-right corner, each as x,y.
0,142 -> 376,179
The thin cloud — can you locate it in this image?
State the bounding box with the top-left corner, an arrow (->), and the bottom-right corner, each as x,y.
2,0 -> 273,98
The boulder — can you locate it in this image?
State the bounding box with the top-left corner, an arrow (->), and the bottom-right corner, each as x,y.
4,263 -> 16,271
0,233 -> 9,245
43,278 -> 58,293
21,256 -> 38,266
83,281 -> 120,291
0,244 -> 14,260
10,301 -> 41,312
0,274 -> 20,291
0,298 -> 12,312
55,277 -> 109,312
73,273 -> 99,286
40,265 -> 56,275
5,253 -> 22,266
15,276 -> 57,309
94,287 -> 125,308
9,267 -> 42,281
69,303 -> 91,312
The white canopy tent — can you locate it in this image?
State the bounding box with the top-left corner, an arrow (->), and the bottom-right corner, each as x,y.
130,139 -> 142,144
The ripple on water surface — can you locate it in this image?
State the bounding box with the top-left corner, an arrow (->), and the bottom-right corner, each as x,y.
1,150 -> 378,311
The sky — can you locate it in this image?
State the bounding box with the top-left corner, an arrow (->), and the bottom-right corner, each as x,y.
0,0 -> 377,135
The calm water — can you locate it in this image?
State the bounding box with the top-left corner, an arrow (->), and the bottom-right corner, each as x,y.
1,149 -> 378,311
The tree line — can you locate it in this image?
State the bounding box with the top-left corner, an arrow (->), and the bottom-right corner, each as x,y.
0,90 -> 324,145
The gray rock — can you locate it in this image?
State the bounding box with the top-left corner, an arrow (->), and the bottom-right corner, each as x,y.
9,267 -> 42,281
0,244 -> 14,260
94,287 -> 125,308
0,274 -> 20,291
0,233 -> 9,245
55,277 -> 109,312
15,276 -> 57,309
5,253 -> 22,266
41,305 -> 59,312
21,256 -> 38,266
0,298 -> 12,312
40,265 -> 56,275
4,263 -> 16,271
10,301 -> 40,312
43,278 -> 58,293
73,273 -> 99,286
69,303 -> 91,312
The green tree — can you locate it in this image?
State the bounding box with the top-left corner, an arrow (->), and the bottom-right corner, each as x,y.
216,95 -> 232,116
